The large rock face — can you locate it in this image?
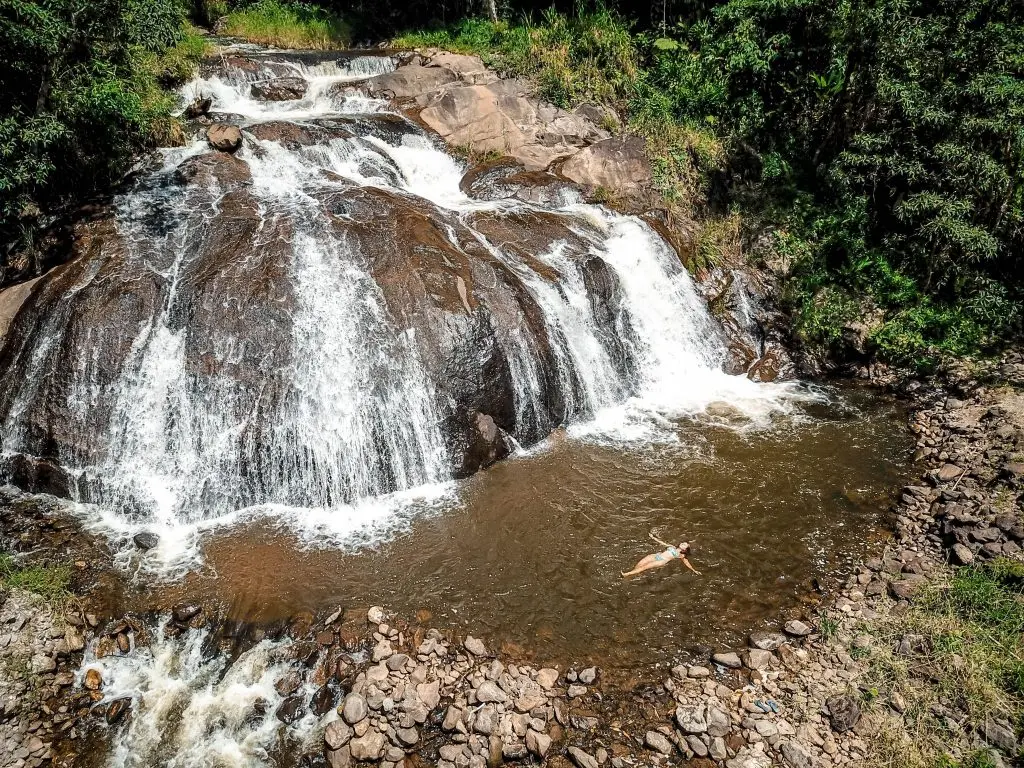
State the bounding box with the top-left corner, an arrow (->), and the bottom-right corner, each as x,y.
0,102 -> 637,511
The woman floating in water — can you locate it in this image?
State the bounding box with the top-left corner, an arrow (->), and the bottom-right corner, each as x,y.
622,532 -> 702,578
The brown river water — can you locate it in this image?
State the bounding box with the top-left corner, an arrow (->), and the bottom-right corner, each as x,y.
147,384 -> 913,668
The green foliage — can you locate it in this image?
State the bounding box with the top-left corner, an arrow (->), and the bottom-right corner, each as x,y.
0,0 -> 205,255
0,554 -> 72,604
220,0 -> 350,49
653,0 -> 1024,368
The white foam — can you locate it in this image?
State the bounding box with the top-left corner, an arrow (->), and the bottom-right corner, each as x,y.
80,623 -> 311,768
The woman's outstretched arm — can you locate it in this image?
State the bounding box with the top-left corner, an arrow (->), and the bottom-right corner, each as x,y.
682,556 -> 702,575
649,531 -> 672,549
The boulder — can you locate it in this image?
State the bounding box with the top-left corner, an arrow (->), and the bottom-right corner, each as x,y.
207,124 -> 243,153
349,730 -> 386,761
559,136 -> 653,202
183,95 -> 212,119
251,76 -> 308,101
133,531 -> 159,550
342,693 -> 369,725
418,79 -> 607,170
426,52 -> 497,84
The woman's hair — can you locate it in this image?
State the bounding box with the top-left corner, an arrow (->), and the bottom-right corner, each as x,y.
678,542 -> 690,552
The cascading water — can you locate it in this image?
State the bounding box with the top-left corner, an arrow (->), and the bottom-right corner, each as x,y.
0,50 -> 812,566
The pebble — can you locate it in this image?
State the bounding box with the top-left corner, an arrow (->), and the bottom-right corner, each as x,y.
784,619 -> 813,637
475,681 -> 507,703
713,651 -> 743,668
464,636 -> 487,656
342,693 -> 368,725
645,730 -> 674,754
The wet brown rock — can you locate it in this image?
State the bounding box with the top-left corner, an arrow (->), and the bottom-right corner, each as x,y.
207,124 -> 243,153
105,697 -> 132,724
183,95 -> 212,119
84,668 -> 103,690
251,76 -> 308,101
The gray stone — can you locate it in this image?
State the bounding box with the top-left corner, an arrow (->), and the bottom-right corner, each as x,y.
367,606 -> 384,624
473,705 -> 497,735
536,668 -> 559,689
349,730 -> 386,761
464,636 -> 487,656
578,666 -> 597,684
712,651 -> 742,668
325,721 -> 354,750
744,649 -> 774,670
568,746 -> 600,768
526,729 -> 551,757
707,706 -> 731,737
476,680 -> 507,703
982,718 -> 1018,752
676,704 -> 708,734
937,463 -> 964,482
443,705 -> 463,730
133,531 -> 159,550
748,631 -> 788,650
784,620 -> 812,637
387,653 -> 410,671
372,639 -> 393,662
951,543 -> 975,565
396,727 -> 419,746
343,693 -> 369,725
439,745 -> 464,761
416,680 -> 440,710
567,684 -> 587,698
644,730 -> 674,754
687,735 -> 709,757
709,737 -> 728,760
688,665 -> 711,678
780,740 -> 815,768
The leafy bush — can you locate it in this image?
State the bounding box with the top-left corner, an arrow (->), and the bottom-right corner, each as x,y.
220,0 -> 350,49
0,0 -> 206,270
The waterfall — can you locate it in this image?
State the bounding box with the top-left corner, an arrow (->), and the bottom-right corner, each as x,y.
0,51 -> 808,564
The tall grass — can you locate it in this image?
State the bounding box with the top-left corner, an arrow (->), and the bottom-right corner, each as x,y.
221,0 -> 350,49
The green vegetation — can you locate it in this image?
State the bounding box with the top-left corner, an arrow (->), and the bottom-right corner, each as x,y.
655,0 -> 1024,371
220,0 -> 349,49
865,560 -> 1024,767
0,0 -> 209,264
0,553 -> 73,604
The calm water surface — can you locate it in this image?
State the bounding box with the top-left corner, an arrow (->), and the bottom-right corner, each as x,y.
153,385 -> 912,666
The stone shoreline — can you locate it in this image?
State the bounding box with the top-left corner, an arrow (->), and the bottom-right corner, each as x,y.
2,351 -> 1022,768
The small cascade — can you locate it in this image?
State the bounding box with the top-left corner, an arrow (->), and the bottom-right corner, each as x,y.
79,623 -> 306,768
0,50 -> 809,562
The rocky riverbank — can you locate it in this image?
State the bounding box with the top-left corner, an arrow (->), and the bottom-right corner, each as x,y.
0,350 -> 1019,768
